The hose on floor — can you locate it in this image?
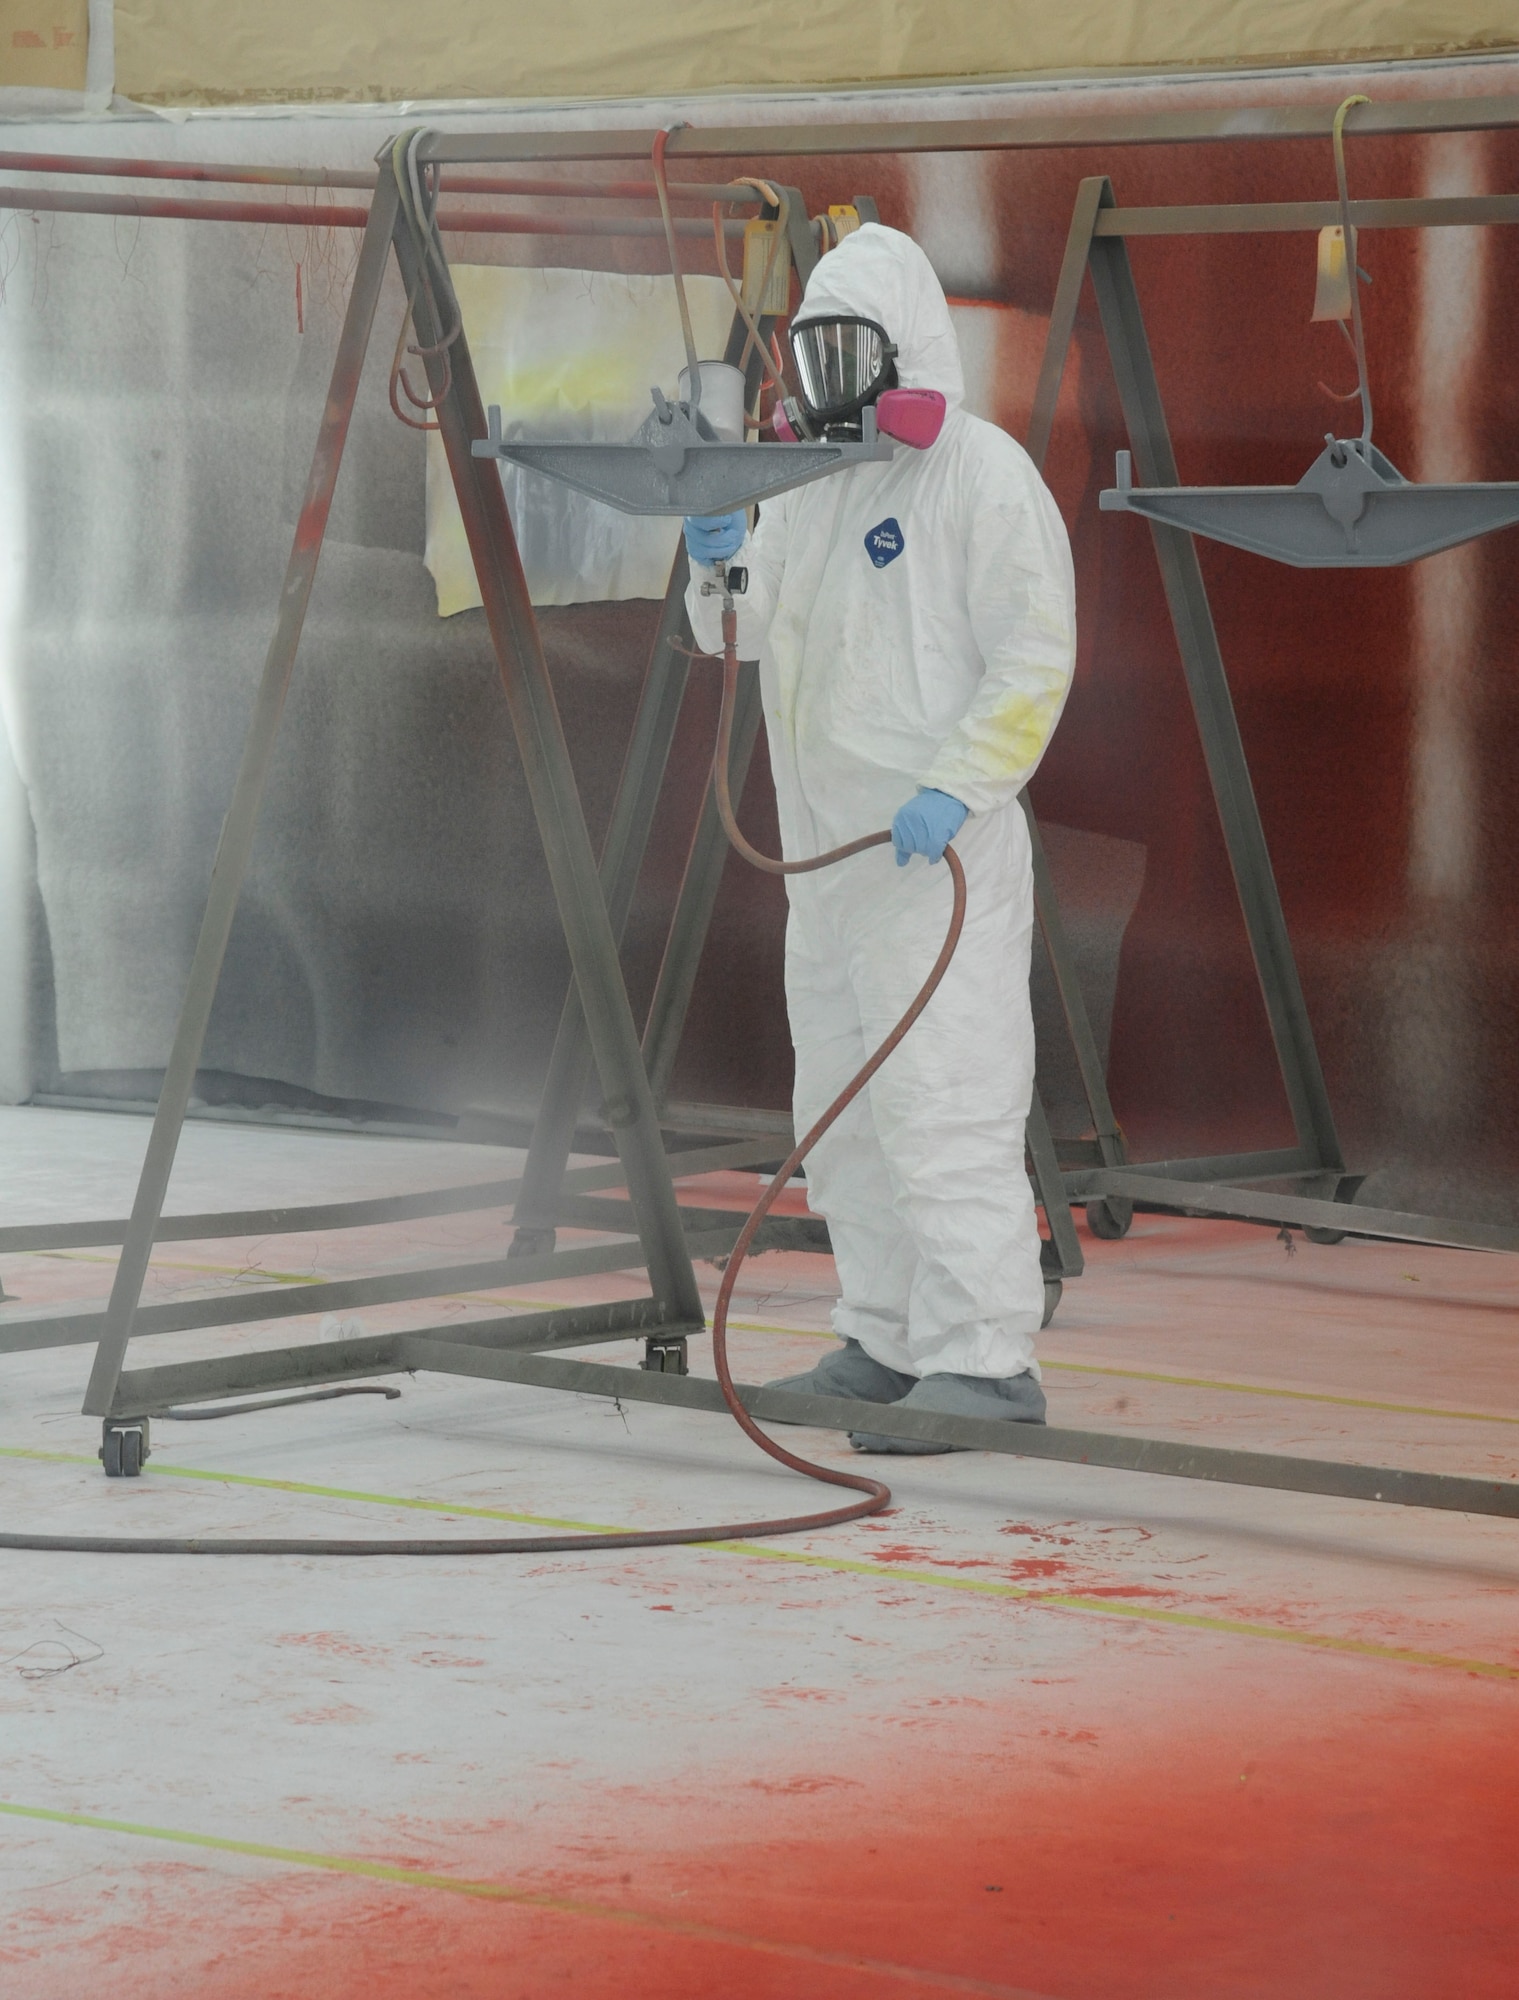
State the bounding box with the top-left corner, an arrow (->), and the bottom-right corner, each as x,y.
0,589 -> 962,1555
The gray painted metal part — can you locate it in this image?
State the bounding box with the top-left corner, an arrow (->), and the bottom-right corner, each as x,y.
1100,439 -> 1519,568
472,392 -> 893,516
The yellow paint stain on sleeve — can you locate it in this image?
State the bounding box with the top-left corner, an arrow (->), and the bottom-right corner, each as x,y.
934,676 -> 1067,793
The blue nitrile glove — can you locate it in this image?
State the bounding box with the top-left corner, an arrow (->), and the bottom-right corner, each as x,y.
892,788 -> 969,867
683,511 -> 747,566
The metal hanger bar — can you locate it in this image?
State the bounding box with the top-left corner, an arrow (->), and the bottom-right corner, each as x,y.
436,176 -> 762,202
0,185 -> 745,237
418,95 -> 1519,167
440,212 -> 745,237
0,151 -> 764,204
83,173 -> 1505,248
1095,192 -> 1519,236
0,150 -> 380,188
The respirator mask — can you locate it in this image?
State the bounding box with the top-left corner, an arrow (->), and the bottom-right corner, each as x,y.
774,315 -> 946,450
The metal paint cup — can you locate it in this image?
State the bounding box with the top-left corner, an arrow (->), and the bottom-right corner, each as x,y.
679,361 -> 747,442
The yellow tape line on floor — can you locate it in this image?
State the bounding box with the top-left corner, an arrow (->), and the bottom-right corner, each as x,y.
0,1802 -> 1031,1995
0,1447 -> 610,1534
2,1446 -> 1514,1682
1039,1359 -> 1519,1427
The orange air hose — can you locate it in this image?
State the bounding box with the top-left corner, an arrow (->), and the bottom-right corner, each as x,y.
700,593 -> 968,1534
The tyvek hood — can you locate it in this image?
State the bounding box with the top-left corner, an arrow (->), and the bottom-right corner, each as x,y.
795,223 -> 963,413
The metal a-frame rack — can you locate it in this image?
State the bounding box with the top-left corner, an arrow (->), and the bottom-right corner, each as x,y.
0,135 -> 1083,1458
49,131 -> 1093,1472
1017,174 -> 1519,1261
60,152 -> 778,1459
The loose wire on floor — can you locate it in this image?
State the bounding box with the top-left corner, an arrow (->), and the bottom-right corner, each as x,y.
159,1386 -> 403,1422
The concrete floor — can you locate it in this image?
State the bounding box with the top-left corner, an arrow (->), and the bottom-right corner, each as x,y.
1,1103 -> 1516,1998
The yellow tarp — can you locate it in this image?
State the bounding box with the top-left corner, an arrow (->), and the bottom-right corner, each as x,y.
0,0 -> 89,91
115,1 -> 1519,106
425,265 -> 736,612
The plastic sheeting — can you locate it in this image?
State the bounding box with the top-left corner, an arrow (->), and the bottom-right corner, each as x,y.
425,267 -> 735,613
0,182 -> 676,1116
111,2 -> 1519,105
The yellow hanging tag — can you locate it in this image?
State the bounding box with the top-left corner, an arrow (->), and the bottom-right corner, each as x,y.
1312,224 -> 1355,322
827,204 -> 862,242
742,217 -> 792,316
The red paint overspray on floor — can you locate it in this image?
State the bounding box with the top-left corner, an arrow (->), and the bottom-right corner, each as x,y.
31,1663 -> 1519,2000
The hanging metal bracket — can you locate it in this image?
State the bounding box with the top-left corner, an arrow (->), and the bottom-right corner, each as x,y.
473,391 -> 893,516
1100,438 -> 1519,568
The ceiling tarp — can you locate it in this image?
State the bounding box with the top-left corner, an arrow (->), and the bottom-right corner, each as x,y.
114,1 -> 1519,107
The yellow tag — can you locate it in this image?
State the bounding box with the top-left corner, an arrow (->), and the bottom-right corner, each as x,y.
827,204 -> 863,243
742,218 -> 792,316
1312,224 -> 1355,322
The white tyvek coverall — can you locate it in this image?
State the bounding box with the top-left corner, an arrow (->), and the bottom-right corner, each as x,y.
687,226 -> 1076,1381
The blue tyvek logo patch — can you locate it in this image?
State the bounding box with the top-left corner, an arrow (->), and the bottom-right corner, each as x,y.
864,517 -> 905,568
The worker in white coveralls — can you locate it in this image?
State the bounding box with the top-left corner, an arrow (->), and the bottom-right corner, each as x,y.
683,224 -> 1076,1453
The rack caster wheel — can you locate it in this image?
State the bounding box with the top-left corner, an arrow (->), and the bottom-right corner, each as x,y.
1086,1196 -> 1133,1240
1303,1174 -> 1367,1246
100,1419 -> 150,1479
641,1335 -> 689,1376
508,1224 -> 556,1259
1041,1278 -> 1062,1329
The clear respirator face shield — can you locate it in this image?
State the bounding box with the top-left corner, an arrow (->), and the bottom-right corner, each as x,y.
786,316 -> 898,436
771,312 -> 946,450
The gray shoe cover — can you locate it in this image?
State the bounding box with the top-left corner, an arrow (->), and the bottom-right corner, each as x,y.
765,1337 -> 917,1418
849,1369 -> 1047,1455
